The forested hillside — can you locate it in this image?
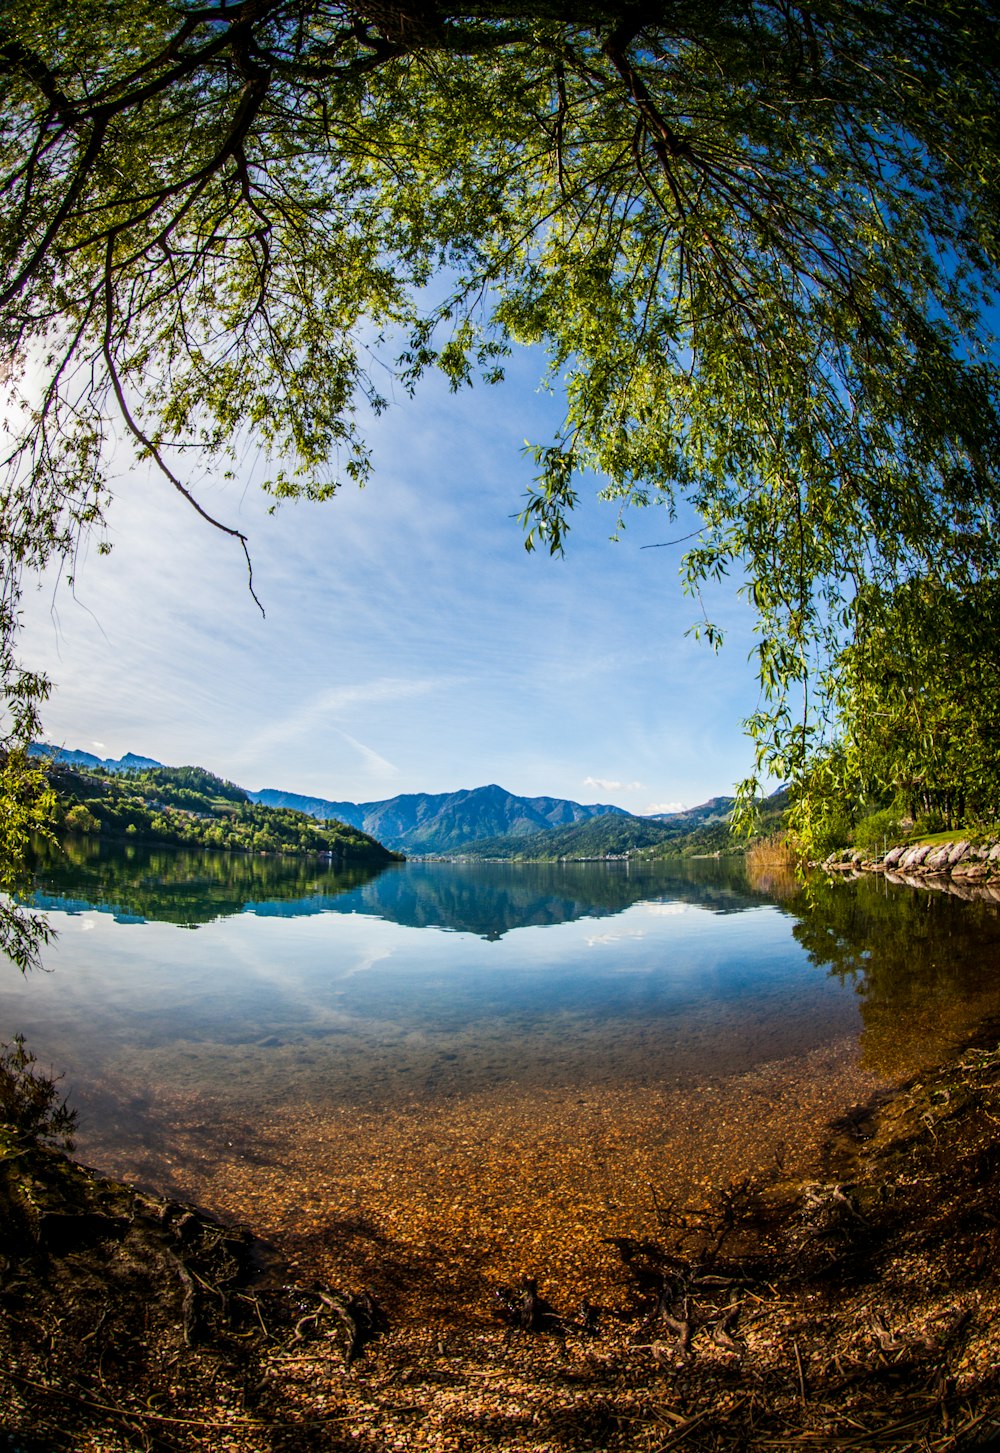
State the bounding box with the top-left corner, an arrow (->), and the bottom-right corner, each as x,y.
458,813 -> 677,861
47,765 -> 401,864
458,793 -> 788,861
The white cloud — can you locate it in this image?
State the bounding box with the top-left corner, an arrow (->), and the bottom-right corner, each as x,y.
16,343 -> 764,806
646,801 -> 687,815
583,775 -> 643,793
585,927 -> 648,945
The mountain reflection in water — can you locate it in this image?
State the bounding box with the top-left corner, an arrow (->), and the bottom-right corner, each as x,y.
16,836 -> 1000,1098
29,836 -> 769,935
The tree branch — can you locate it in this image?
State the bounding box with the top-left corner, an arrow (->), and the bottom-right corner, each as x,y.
101,241 -> 265,617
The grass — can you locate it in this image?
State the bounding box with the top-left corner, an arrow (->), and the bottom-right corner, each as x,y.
746,832 -> 800,872
906,826 -> 999,847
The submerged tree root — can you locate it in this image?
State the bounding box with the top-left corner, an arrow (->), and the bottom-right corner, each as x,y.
4,1042 -> 1000,1450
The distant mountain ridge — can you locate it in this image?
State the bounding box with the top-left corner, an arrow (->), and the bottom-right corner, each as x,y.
29,744 -> 162,774
28,742 -> 742,857
459,796 -> 740,860
249,782 -> 631,854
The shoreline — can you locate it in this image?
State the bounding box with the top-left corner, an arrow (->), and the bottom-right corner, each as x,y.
823,835 -> 1000,901
5,1027 -> 1000,1450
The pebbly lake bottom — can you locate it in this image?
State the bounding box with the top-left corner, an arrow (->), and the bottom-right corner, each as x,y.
7,848 -> 1000,1318
117,1033 -> 879,1319
8,1031 -> 1000,1453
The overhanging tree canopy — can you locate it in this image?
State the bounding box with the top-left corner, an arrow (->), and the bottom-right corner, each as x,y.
1,0 -> 999,866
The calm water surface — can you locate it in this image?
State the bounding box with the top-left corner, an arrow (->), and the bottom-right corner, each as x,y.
5,841 -> 1000,1296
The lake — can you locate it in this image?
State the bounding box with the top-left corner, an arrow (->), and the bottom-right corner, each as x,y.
5,839 -> 1000,1306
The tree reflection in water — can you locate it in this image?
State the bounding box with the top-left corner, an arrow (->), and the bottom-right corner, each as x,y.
26,836 -> 1000,1080
745,861 -> 1000,1078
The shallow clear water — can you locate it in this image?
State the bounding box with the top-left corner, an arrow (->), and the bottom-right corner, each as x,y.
12,854 -> 832,1072
4,841 -> 1000,1297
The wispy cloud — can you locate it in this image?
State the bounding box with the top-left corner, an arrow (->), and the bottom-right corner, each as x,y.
18,344 -> 763,806
234,677 -> 444,766
646,801 -> 687,815
337,730 -> 400,780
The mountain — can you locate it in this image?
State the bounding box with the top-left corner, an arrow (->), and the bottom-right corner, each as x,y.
30,744 -> 163,774
46,762 -> 401,865
33,743 -> 736,857
646,795 -> 736,825
459,790 -> 789,861
459,812 -> 680,860
248,782 -> 629,855
459,798 -> 740,860
244,788 -> 367,829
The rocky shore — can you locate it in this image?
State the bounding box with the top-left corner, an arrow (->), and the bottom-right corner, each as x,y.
823,836 -> 1000,899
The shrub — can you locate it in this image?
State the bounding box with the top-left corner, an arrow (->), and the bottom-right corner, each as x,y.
852,808 -> 904,857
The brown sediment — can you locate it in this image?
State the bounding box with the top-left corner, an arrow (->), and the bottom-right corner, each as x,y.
6,1030 -> 1000,1451
11,855 -> 1000,1446
135,1036 -> 882,1319
5,1034 -> 1000,1453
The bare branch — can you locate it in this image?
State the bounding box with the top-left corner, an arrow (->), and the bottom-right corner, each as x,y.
100,240 -> 265,616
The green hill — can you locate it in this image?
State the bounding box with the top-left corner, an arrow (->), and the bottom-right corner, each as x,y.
457,812 -> 678,860
47,764 -> 401,865
455,791 -> 788,861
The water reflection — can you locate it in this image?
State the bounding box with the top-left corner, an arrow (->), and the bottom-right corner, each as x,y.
29,837 -> 773,935
12,839 -> 1000,1111
28,836 -> 382,927
781,871 -> 1000,1077
8,842 -> 1000,1300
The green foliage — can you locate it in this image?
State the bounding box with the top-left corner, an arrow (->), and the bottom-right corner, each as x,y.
133,766 -> 250,808
0,0 -> 996,822
0,739 -> 57,971
839,580 -> 1000,828
459,812 -> 679,861
0,1034 -> 76,1149
785,749 -> 858,861
46,764 -> 401,864
644,791 -> 789,860
63,802 -> 101,834
790,578 -> 1000,858
852,809 -> 906,858
456,795 -> 786,861
650,819 -> 741,860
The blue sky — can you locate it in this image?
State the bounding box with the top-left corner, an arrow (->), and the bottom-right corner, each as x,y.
20,352 -> 765,814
